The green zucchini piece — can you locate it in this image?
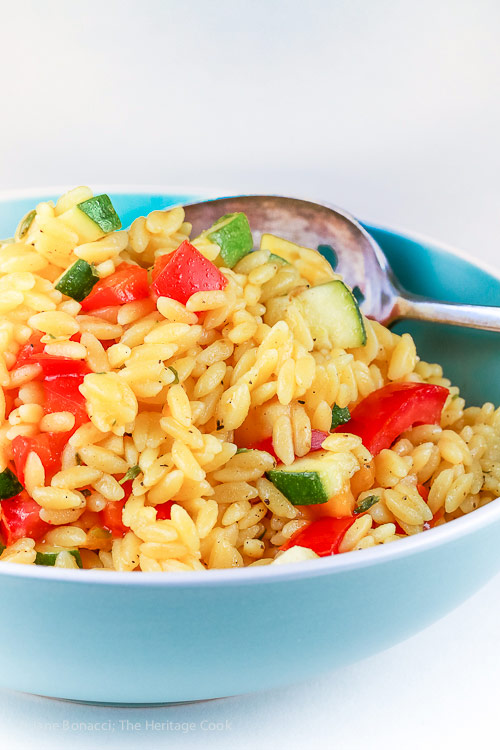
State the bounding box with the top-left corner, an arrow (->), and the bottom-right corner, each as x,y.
268,252 -> 290,265
331,404 -> 351,430
35,547 -> 83,568
353,495 -> 379,514
77,194 -> 121,233
55,259 -> 100,302
207,212 -> 253,267
17,209 -> 36,240
0,467 -> 24,500
168,366 -> 179,384
266,450 -> 359,505
294,280 -> 366,349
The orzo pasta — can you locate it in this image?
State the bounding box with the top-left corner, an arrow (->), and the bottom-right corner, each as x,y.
0,187 -> 498,571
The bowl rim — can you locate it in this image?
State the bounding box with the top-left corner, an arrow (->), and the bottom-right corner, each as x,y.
0,184 -> 499,587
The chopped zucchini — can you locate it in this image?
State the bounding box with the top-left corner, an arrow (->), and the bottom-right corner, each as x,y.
266,450 -> 359,505
354,495 -> 379,514
17,209 -> 36,240
35,547 -> 83,568
331,404 -> 351,430
260,233 -> 308,263
0,467 -> 24,500
268,252 -> 290,265
55,259 -> 100,302
294,280 -> 366,349
59,194 -> 121,243
168,366 -> 179,384
78,195 -> 122,234
207,212 -> 253,267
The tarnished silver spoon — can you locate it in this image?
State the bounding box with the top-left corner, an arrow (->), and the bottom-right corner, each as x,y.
183,195 -> 500,331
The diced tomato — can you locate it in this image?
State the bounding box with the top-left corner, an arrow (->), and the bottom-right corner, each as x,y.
280,516 -> 357,556
44,376 -> 88,426
155,500 -> 174,520
338,382 -> 449,456
151,253 -> 172,283
99,480 -> 133,537
150,240 -> 228,304
247,436 -> 278,461
11,432 -> 72,484
100,499 -> 128,537
417,483 -> 429,502
0,491 -> 51,545
32,355 -> 90,379
80,262 -> 149,311
13,332 -> 45,368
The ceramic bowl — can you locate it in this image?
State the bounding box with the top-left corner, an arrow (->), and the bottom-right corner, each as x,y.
0,188 -> 499,704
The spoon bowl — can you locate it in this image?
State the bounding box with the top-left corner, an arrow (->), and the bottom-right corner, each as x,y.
184,195 -> 500,331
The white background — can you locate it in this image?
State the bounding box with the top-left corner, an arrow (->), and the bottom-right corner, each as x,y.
1,1 -> 500,748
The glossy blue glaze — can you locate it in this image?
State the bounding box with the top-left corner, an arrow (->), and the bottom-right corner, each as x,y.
0,190 -> 499,704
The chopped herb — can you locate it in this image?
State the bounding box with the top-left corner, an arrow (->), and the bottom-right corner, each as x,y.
354,495 -> 379,514
236,448 -> 251,454
168,366 -> 179,384
0,542 -> 5,556
216,420 -> 224,431
317,244 -> 338,271
75,453 -> 83,466
352,286 -> 365,305
257,530 -> 266,541
298,400 -> 305,404
80,489 -> 91,497
18,209 -> 36,239
119,465 -> 141,484
331,404 -> 351,430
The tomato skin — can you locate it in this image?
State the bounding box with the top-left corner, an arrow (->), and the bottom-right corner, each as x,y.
14,332 -> 45,368
100,500 -> 128,537
338,382 -> 449,455
12,432 -> 72,484
80,263 -> 149,311
33,356 -> 90,379
151,241 -> 228,304
155,500 -> 174,520
280,516 -> 357,556
0,491 -> 51,545
43,377 -> 89,426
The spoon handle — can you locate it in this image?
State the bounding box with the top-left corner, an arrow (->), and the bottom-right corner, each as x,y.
393,294 -> 500,332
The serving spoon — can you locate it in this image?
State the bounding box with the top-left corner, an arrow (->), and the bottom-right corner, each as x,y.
183,195 -> 500,331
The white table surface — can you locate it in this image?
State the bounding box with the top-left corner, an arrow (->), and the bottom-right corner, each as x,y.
1,1 -> 500,747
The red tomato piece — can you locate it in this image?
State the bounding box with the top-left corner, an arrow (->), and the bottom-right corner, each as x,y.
337,382 -> 448,456
12,432 -> 72,484
247,436 -> 278,461
100,499 -> 128,537
43,377 -> 89,426
32,355 -> 90,379
80,262 -> 149,311
13,332 -> 45,368
280,516 -> 357,556
150,240 -> 228,304
417,483 -> 429,502
0,491 -> 51,545
155,500 -> 174,520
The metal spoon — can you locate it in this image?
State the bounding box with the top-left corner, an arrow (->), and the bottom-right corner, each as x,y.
183,195 -> 500,331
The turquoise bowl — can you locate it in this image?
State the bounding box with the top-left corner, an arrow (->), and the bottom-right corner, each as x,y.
0,189 -> 499,704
